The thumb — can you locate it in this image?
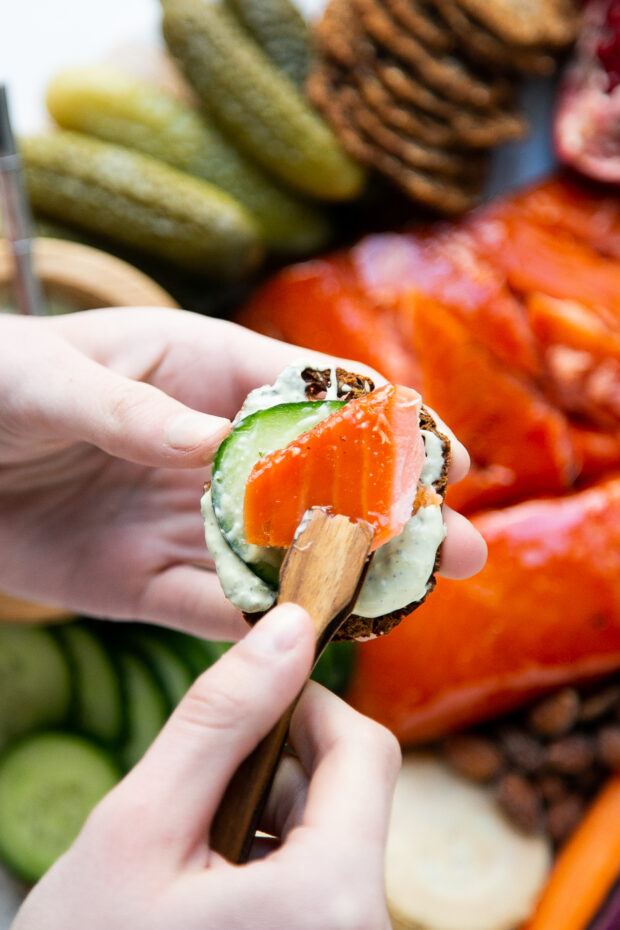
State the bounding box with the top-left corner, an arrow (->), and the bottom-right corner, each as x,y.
124,604 -> 315,855
11,334 -> 231,467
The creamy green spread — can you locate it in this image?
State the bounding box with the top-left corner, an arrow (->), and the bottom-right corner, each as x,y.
202,362 -> 447,621
235,358 -> 340,423
353,505 -> 446,618
202,488 -> 276,613
420,429 -> 445,486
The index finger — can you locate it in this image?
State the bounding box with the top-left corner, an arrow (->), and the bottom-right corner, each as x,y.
51,307 -> 386,420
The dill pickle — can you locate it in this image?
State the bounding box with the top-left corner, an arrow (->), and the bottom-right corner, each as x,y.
226,0 -> 311,89
20,131 -> 263,277
46,67 -> 330,255
162,0 -> 365,201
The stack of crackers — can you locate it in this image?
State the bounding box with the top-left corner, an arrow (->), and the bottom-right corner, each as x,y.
308,0 -> 580,212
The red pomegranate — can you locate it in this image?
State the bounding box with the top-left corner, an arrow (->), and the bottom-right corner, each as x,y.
555,0 -> 620,183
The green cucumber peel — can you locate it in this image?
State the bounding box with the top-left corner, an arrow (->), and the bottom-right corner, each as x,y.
211,400 -> 344,586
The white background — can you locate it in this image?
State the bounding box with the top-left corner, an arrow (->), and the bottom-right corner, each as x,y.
0,0 -> 325,133
0,0 -> 554,923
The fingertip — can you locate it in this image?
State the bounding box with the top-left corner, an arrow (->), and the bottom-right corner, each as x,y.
447,436 -> 470,485
246,603 -> 315,660
165,411 -> 231,459
423,406 -> 470,484
438,507 -> 488,580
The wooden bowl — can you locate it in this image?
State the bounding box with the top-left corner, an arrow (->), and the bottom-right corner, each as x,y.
0,237 -> 179,623
0,237 -> 179,312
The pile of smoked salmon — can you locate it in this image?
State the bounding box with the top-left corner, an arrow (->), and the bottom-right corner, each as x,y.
238,174 -> 620,744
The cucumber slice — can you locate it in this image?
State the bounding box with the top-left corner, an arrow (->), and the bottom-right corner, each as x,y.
125,627 -> 194,708
56,623 -> 123,744
155,628 -> 222,677
0,732 -> 120,883
312,642 -> 356,696
117,650 -> 169,771
169,634 -> 231,676
211,400 -> 343,585
0,626 -> 71,750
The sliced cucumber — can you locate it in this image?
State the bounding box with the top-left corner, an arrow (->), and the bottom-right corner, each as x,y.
56,623 -> 123,744
0,626 -> 71,750
211,400 -> 343,585
117,650 -> 169,770
156,628 -> 223,677
0,732 -> 121,883
125,627 -> 194,708
312,642 -> 356,696
205,641 -> 233,662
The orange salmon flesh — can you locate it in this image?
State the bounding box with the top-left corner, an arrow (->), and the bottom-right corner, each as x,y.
243,384 -> 425,551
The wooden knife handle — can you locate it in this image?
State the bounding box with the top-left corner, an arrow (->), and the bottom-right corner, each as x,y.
209,510 -> 374,863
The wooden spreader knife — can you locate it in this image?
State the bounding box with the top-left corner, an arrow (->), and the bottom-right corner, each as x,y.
209,507 -> 375,864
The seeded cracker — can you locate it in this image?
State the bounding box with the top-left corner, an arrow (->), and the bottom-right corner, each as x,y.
432,0 -> 557,75
355,66 -> 458,146
314,0 -> 361,68
343,84 -> 478,176
351,0 -> 512,108
452,0 -> 579,48
383,0 -> 454,54
308,66 -> 484,213
375,57 -> 472,118
243,367 -> 451,642
355,65 -> 524,147
374,57 -> 524,144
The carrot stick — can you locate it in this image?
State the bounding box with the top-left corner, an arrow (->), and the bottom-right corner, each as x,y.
524,776 -> 620,930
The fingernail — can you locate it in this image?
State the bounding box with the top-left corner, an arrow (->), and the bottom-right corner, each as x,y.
166,412 -> 230,451
250,605 -> 310,655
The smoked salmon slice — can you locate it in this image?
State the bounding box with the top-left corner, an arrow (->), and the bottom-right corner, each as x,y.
349,229 -> 540,378
504,175 -> 620,260
473,213 -> 620,318
411,295 -> 577,503
346,475 -> 620,745
244,384 -> 425,551
237,258 -> 417,387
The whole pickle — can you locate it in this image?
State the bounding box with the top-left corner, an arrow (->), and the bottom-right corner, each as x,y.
46,67 -> 330,256
21,131 -> 263,278
226,0 -> 311,89
162,0 -> 365,201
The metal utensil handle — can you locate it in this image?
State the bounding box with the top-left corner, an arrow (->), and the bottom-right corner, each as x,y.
0,86 -> 46,316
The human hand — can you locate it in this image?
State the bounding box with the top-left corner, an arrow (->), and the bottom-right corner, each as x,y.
12,604 -> 400,930
0,308 -> 485,638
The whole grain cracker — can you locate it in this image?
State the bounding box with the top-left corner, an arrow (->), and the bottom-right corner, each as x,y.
355,65 -> 458,146
452,0 -> 579,48
314,0 -> 364,68
383,0 -> 454,54
357,63 -> 525,147
342,83 -> 475,175
375,58 -> 525,145
340,79 -> 484,210
376,57 -> 466,118
432,0 -> 557,74
352,0 -> 512,108
301,366 -> 376,400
